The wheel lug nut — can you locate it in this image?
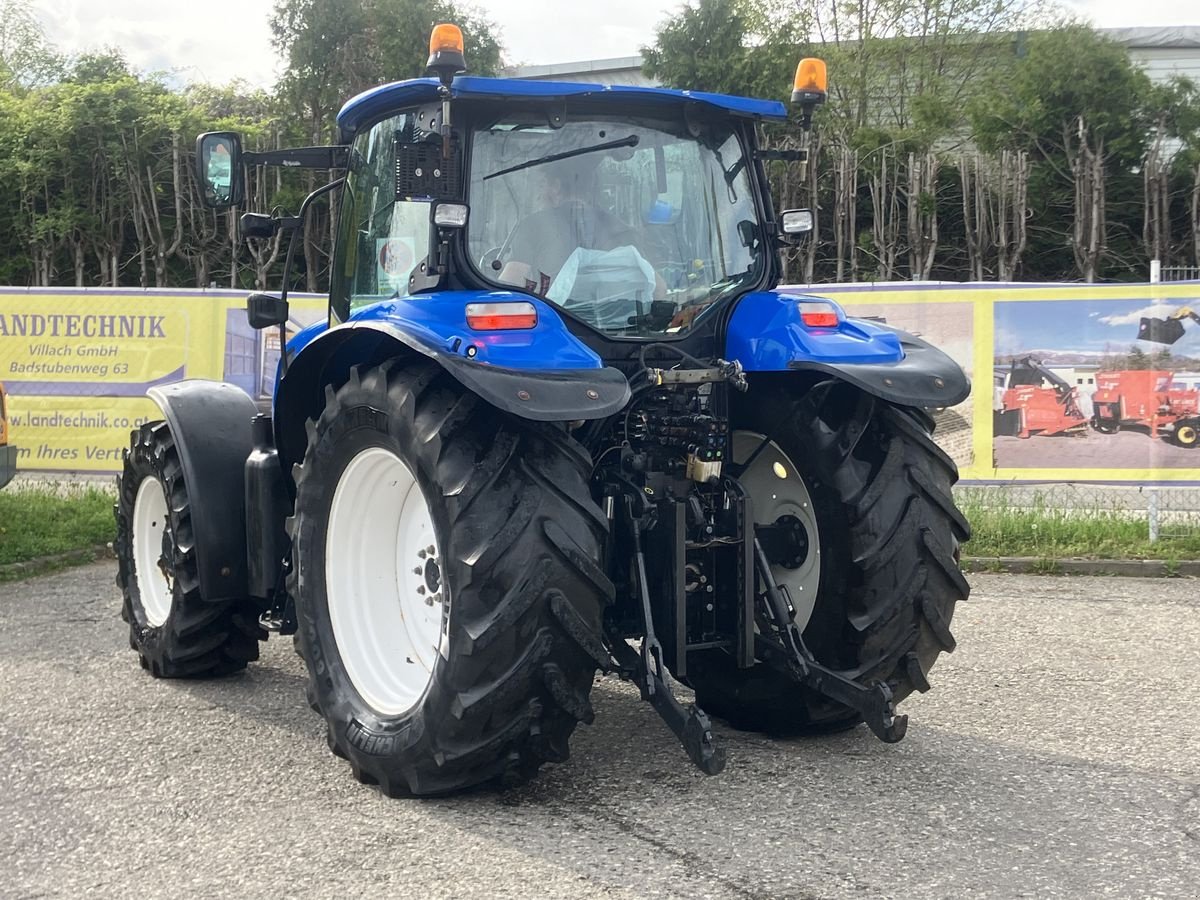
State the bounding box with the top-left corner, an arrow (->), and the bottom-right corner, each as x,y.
417,586 -> 425,595
426,545 -> 436,555
413,567 -> 423,575
418,549 -> 427,559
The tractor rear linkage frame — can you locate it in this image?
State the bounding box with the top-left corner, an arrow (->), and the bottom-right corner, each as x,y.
600,464 -> 907,777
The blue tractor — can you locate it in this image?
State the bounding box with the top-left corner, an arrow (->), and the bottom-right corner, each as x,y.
114,25 -> 970,795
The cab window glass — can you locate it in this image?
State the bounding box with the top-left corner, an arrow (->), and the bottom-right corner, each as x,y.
468,115 -> 763,338
332,111 -> 432,315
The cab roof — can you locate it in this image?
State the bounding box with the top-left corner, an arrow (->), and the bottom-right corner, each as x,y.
336,75 -> 789,141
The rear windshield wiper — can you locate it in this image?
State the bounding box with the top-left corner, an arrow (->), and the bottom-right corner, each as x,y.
484,135 -> 640,181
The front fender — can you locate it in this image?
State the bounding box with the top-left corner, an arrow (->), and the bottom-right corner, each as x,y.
726,291 -> 970,408
146,380 -> 256,601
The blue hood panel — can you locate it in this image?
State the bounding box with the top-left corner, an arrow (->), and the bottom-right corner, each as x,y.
726,291 -> 905,370
286,291 -> 603,373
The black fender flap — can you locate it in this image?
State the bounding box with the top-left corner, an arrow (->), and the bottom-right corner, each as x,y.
284,321 -> 631,424
438,352 -> 630,421
788,328 -> 970,408
147,380 -> 257,601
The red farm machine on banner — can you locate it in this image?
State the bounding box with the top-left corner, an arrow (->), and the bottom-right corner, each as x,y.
994,356 -> 1087,439
1091,370 -> 1200,446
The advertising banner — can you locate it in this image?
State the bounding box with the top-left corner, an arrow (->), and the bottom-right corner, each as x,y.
0,289 -> 324,474
3,284 -> 1200,483
801,282 -> 1200,484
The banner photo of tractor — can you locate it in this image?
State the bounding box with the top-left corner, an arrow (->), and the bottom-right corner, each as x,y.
993,293 -> 1200,475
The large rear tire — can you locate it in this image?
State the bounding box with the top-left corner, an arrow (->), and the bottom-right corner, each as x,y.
687,380 -> 970,734
289,362 -> 612,796
114,421 -> 265,677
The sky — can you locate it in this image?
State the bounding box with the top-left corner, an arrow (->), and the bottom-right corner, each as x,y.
31,0 -> 1200,91
994,297 -> 1200,358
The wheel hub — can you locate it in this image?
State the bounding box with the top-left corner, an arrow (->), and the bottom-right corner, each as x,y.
757,513 -> 810,570
423,557 -> 441,594
731,432 -> 821,631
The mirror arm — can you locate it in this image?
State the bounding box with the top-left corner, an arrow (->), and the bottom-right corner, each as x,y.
243,146 -> 349,170
276,178 -> 345,376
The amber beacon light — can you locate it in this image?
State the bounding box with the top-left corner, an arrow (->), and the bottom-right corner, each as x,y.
427,23 -> 467,79
791,58 -> 827,104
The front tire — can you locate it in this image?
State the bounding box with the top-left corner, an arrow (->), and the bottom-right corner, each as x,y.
688,380 -> 970,734
289,362 -> 612,796
114,421 -> 265,677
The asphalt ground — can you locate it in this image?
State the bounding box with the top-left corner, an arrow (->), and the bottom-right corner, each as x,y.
2,564 -> 1197,899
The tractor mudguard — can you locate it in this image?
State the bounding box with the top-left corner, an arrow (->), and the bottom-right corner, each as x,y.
726,291 -> 970,408
146,380 -> 257,600
273,293 -> 630,483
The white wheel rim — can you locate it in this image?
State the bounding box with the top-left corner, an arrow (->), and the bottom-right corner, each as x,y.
732,432 -> 821,630
326,446 -> 444,717
132,476 -> 173,627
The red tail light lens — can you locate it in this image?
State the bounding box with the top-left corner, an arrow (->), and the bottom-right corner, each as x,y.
465,301 -> 538,331
799,301 -> 839,328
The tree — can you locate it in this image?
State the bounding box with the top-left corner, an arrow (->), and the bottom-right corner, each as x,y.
970,26 -> 1153,281
642,0 -> 760,96
0,0 -> 62,89
272,0 -> 503,142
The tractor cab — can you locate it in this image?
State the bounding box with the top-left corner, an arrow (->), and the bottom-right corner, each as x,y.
338,85 -> 771,339
196,26 -> 829,378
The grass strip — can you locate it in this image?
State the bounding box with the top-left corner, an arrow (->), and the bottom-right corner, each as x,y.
957,487 -> 1200,561
0,483 -> 115,567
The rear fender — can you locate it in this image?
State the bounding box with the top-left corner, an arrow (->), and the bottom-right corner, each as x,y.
726,291 -> 970,408
146,380 -> 257,601
274,294 -> 630,490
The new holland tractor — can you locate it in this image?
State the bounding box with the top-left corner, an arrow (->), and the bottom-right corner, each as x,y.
114,25 -> 971,796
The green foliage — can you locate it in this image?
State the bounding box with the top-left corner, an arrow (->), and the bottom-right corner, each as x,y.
272,0 -> 503,139
969,25 -> 1151,164
0,483 -> 116,567
0,0 -> 62,89
642,0 -> 757,95
0,0 -> 505,290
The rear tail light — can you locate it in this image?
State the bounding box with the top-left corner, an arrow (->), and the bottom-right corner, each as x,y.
799,301 -> 839,328
465,301 -> 538,331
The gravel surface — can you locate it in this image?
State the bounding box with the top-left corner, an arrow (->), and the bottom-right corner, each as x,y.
1,564 -> 1197,899
994,428 -> 1199,469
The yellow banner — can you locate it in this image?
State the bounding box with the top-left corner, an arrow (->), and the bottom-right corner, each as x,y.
0,290 -> 324,474
3,284 -> 1200,483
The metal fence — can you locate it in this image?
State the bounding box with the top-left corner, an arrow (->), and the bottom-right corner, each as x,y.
1160,265 -> 1200,283
955,481 -> 1200,547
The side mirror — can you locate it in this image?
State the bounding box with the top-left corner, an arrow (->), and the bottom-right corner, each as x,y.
780,209 -> 814,237
247,292 -> 288,330
196,131 -> 243,209
240,213 -> 278,240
